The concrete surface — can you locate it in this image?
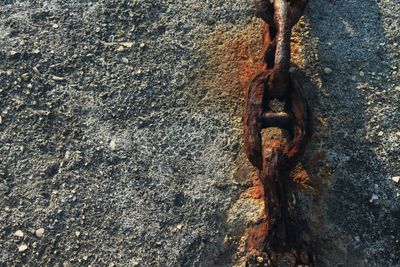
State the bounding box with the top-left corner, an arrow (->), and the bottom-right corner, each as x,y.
0,0 -> 399,266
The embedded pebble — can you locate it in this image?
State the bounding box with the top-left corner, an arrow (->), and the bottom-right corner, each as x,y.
392,176 -> 400,183
18,244 -> 28,252
110,138 -> 117,150
324,67 -> 332,74
14,230 -> 24,237
52,75 -> 65,81
35,228 -> 45,238
121,42 -> 134,48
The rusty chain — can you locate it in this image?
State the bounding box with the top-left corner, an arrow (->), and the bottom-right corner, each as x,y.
243,0 -> 312,266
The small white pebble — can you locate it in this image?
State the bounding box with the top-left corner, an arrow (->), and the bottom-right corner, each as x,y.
75,231 -> 81,237
52,75 -> 65,81
18,244 -> 28,252
324,67 -> 332,74
33,66 -> 40,75
359,71 -> 365,77
110,138 -> 117,150
35,228 -> 45,238
121,42 -> 134,48
392,176 -> 400,183
378,131 -> 384,136
52,24 -> 59,29
14,230 -> 24,237
176,224 -> 183,230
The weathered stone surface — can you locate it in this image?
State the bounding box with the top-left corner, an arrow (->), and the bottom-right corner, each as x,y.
0,0 -> 399,266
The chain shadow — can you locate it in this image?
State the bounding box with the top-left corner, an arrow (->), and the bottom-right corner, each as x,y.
294,1 -> 400,266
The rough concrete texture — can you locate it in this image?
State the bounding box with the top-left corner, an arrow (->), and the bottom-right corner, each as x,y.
0,0 -> 399,266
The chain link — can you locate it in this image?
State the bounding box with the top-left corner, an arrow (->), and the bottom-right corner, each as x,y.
243,0 -> 313,266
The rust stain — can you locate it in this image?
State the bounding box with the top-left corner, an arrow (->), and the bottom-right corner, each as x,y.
292,166 -> 312,186
200,15 -> 315,267
200,19 -> 264,101
247,172 -> 264,200
199,18 -> 306,108
246,219 -> 268,254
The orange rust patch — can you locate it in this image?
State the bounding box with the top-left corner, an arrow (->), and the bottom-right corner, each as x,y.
247,219 -> 268,253
247,171 -> 264,200
199,18 -> 306,114
292,166 -> 311,186
201,19 -> 311,266
201,19 -> 264,101
290,150 -> 330,193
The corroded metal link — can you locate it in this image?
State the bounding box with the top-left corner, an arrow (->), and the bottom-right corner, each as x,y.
243,73 -> 311,169
255,0 -> 308,27
261,140 -> 291,251
286,74 -> 312,166
243,0 -> 313,266
261,111 -> 293,129
267,0 -> 291,98
244,72 -> 267,170
257,0 -> 309,69
261,141 -> 313,266
245,0 -> 311,175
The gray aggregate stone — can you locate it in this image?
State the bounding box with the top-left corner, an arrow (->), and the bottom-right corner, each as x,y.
0,0 -> 399,266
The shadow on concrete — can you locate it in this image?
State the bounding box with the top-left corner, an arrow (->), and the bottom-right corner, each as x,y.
298,0 -> 400,266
